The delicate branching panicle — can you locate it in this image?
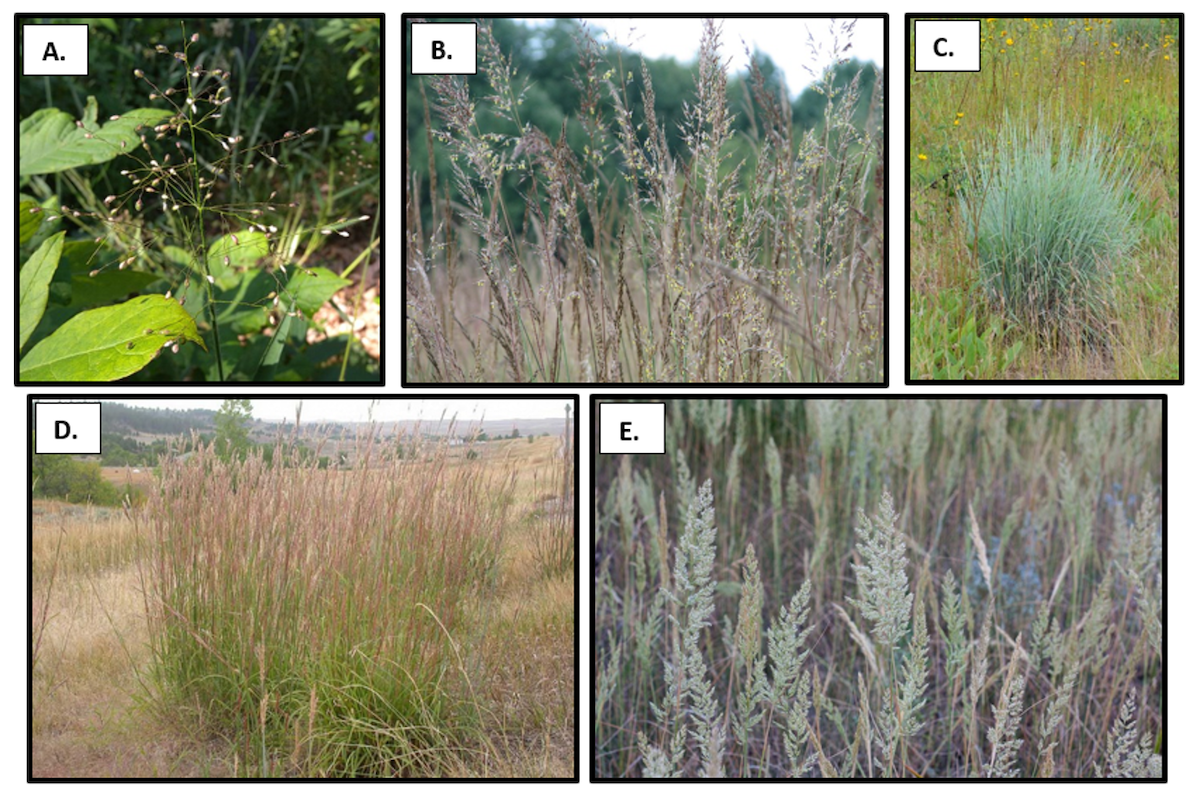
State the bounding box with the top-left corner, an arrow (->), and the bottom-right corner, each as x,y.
1035,655 -> 1079,777
1098,689 -> 1161,778
898,591 -> 931,737
663,479 -> 724,777
940,570 -> 969,681
849,489 -> 911,653
985,636 -> 1027,778
735,544 -> 764,666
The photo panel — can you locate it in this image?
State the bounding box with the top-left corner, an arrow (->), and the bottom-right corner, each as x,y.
404,14 -> 887,386
17,16 -> 382,384
906,15 -> 1181,383
592,395 -> 1164,780
29,394 -> 578,780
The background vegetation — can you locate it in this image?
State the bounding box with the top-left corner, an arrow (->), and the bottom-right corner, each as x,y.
19,17 -> 381,382
595,399 -> 1163,778
407,18 -> 884,383
909,17 -> 1179,380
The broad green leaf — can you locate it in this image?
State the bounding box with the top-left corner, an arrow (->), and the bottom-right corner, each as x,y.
19,295 -> 205,382
284,267 -> 350,316
70,270 -> 159,308
207,229 -> 269,271
205,230 -> 270,292
20,232 -> 66,350
25,195 -> 63,253
19,201 -> 44,245
19,97 -> 169,176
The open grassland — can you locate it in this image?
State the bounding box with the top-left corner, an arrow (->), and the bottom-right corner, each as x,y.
407,19 -> 883,383
909,17 -> 1179,380
595,399 -> 1162,778
32,436 -> 574,778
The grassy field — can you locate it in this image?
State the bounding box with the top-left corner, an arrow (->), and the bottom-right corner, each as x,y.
406,19 -> 884,383
594,398 -> 1162,778
32,436 -> 574,778
909,17 -> 1179,380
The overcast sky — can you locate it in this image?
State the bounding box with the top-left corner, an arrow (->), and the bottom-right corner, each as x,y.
92,399 -> 572,424
531,17 -> 883,99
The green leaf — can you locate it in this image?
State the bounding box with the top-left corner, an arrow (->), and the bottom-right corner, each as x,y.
19,98 -> 169,176
284,267 -> 350,316
206,230 -> 270,288
19,295 -> 205,382
70,270 -> 159,308
19,200 -> 44,245
20,232 -> 66,350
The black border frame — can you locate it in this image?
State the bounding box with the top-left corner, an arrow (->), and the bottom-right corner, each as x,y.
904,13 -> 1184,385
14,14 -> 386,386
402,12 -> 890,388
589,392 -> 1167,782
28,392 -> 581,783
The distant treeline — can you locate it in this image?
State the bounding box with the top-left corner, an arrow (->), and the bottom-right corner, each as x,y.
103,402 -> 217,436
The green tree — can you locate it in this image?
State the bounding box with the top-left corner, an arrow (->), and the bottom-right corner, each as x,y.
214,399 -> 253,461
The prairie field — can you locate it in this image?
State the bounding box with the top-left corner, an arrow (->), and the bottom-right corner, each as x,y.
406,18 -> 884,383
594,398 -> 1163,778
909,17 -> 1179,380
32,435 -> 575,778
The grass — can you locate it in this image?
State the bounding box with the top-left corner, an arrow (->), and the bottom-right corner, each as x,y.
31,434 -> 574,778
909,17 -> 1179,380
406,18 -> 884,383
595,398 -> 1163,778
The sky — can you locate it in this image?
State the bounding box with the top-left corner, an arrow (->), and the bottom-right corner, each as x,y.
530,17 -> 883,99
94,399 -> 572,424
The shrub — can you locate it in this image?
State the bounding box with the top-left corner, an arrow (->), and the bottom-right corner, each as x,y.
960,115 -> 1138,335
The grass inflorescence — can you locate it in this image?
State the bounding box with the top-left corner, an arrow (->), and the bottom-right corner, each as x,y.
595,398 -> 1163,778
138,435 -> 516,776
407,19 -> 884,383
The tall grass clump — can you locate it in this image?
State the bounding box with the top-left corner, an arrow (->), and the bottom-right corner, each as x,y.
960,115 -> 1138,338
407,19 -> 883,383
138,435 -> 516,776
595,398 -> 1163,778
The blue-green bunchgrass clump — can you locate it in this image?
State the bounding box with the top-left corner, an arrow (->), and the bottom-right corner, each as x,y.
138,435 -> 514,776
961,116 -> 1138,336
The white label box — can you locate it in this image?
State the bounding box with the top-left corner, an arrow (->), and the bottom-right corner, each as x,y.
914,20 -> 980,72
35,401 -> 101,454
598,402 -> 665,454
411,22 -> 477,75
